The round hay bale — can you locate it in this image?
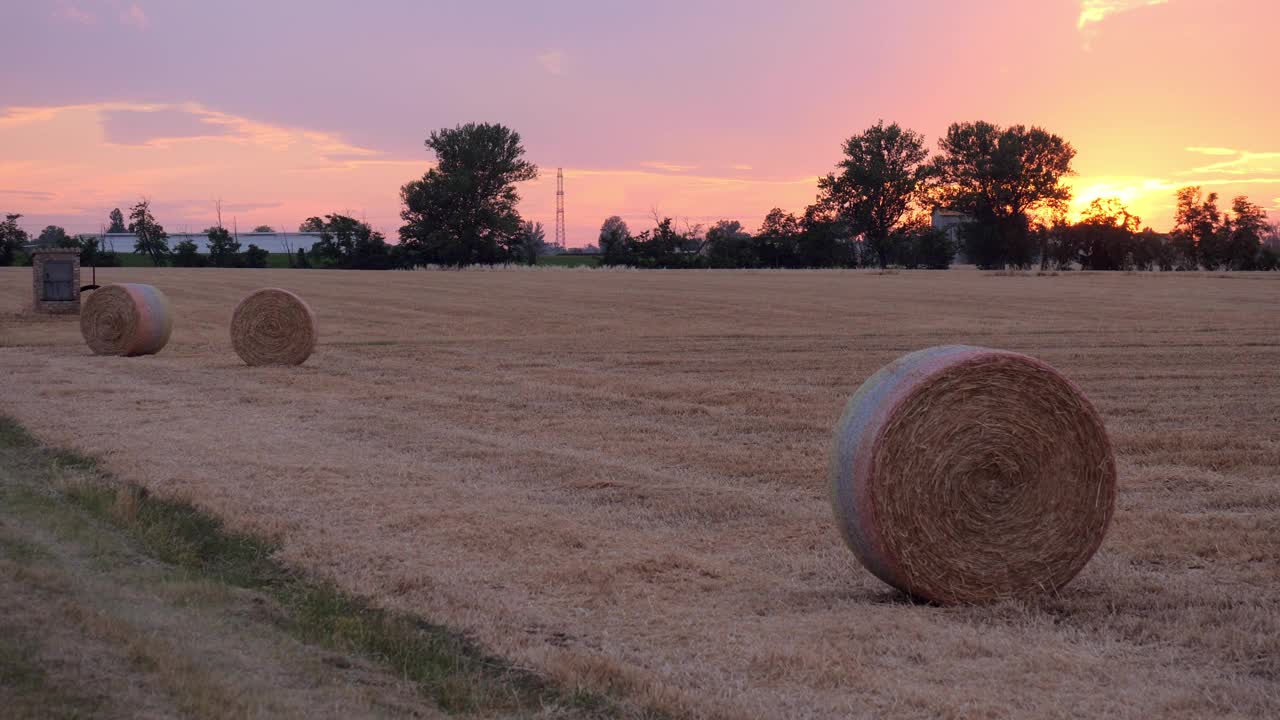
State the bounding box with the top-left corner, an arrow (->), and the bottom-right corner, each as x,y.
79,283 -> 173,357
828,345 -> 1115,604
230,288 -> 317,366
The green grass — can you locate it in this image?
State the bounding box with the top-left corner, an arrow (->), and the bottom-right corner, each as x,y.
0,415 -> 660,719
539,254 -> 601,268
0,633 -> 102,720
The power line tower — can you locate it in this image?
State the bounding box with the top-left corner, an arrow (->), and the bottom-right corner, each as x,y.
555,168 -> 566,249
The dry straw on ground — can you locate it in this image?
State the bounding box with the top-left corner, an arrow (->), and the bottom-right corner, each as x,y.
830,345 -> 1116,604
3,267 -> 1279,719
78,283 -> 172,356
230,288 -> 317,366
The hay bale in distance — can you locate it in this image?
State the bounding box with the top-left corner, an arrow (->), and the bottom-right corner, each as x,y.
79,283 -> 173,356
828,345 -> 1116,604
230,288 -> 317,366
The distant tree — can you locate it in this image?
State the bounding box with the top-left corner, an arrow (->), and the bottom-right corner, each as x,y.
798,202 -> 856,268
299,217 -> 325,232
598,216 -> 631,261
705,219 -> 753,268
514,221 -> 548,265
172,238 -> 204,267
1075,198 -> 1141,271
35,225 -> 70,248
609,216 -> 703,268
128,199 -> 169,266
1171,187 -> 1224,270
205,226 -> 241,267
243,243 -> 269,268
932,121 -> 1076,269
1226,196 -> 1268,270
0,213 -> 29,266
817,121 -> 933,269
107,208 -> 127,234
1265,222 -> 1280,252
252,225 -> 274,233
1131,229 -> 1174,271
1258,245 -> 1280,271
1034,213 -> 1075,270
894,220 -> 956,269
399,122 -> 538,266
74,234 -> 96,264
75,235 -> 119,267
754,208 -> 802,268
308,213 -> 396,269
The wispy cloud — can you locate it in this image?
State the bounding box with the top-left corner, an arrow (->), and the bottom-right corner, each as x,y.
1077,0 -> 1170,30
1179,148 -> 1280,176
1186,146 -> 1239,156
640,161 -> 699,173
730,164 -> 753,172
536,50 -> 565,76
220,201 -> 284,213
0,189 -> 58,200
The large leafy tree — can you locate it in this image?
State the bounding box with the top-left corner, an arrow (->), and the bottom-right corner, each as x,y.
0,213 -> 28,266
932,122 -> 1075,269
128,199 -> 169,266
817,121 -> 932,268
399,123 -> 538,266
107,208 -> 126,233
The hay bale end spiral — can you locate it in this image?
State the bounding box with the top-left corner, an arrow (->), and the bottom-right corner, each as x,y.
230,288 -> 317,366
79,283 -> 173,356
829,345 -> 1116,604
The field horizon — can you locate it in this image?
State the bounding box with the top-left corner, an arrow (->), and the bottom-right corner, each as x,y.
2,266 -> 1278,718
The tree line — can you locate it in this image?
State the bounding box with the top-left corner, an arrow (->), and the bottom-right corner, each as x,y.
2,120 -> 1277,271
596,121 -> 1278,271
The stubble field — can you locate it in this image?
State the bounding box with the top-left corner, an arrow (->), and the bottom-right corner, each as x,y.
1,266 -> 1277,718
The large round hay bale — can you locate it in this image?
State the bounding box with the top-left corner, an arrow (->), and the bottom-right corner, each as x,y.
829,345 -> 1115,604
79,283 -> 173,356
230,288 -> 317,366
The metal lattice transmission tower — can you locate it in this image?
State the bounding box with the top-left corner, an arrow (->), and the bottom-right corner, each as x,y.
554,168 -> 566,249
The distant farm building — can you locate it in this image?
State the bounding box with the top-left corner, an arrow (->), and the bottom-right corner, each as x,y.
100,232 -> 326,255
931,209 -> 969,245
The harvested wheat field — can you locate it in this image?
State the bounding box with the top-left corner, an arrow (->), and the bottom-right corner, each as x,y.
2,266 -> 1278,718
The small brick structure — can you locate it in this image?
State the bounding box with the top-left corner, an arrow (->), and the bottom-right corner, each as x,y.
31,248 -> 82,314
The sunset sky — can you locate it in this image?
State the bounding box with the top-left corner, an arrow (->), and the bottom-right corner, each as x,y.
1,0 -> 1277,246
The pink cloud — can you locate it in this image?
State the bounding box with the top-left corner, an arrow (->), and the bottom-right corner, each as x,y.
121,3 -> 147,29
54,4 -> 96,24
